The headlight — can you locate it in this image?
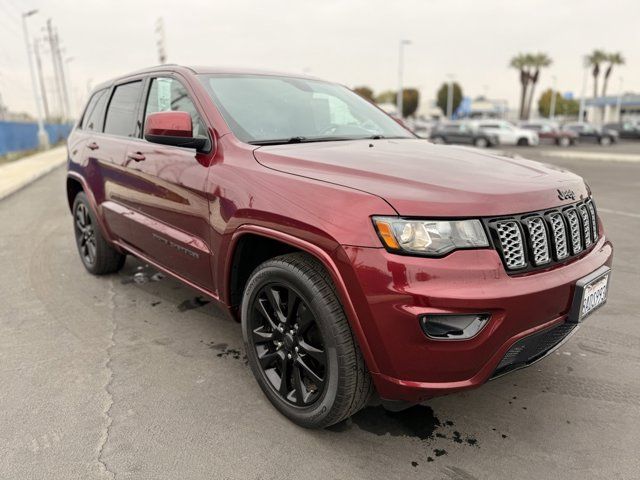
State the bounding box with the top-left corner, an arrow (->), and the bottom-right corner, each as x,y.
372,217 -> 489,256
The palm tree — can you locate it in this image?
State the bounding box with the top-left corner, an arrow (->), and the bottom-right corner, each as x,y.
510,54 -> 532,120
601,52 -> 625,98
524,53 -> 552,119
586,49 -> 607,99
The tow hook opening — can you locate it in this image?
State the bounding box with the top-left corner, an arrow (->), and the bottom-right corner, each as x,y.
419,314 -> 490,340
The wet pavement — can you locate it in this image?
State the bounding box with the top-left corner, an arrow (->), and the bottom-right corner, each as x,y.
0,147 -> 639,479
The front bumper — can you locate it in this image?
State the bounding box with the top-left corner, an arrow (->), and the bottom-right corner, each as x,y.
340,235 -> 613,403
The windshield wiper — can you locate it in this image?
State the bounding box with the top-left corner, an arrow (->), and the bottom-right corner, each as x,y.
249,136 -> 307,146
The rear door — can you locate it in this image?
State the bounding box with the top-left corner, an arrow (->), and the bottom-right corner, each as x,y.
115,74 -> 214,289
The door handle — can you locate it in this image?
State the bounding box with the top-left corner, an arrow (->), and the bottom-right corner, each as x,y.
127,152 -> 146,162
87,142 -> 99,150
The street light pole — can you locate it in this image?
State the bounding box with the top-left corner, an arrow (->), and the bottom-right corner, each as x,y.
549,75 -> 557,120
397,40 -> 411,118
22,10 -> 49,149
446,74 -> 454,119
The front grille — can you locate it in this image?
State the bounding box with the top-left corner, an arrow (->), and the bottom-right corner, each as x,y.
492,322 -> 577,378
487,199 -> 599,273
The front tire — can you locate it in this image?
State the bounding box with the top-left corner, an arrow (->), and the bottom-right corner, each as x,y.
474,137 -> 489,148
599,136 -> 612,146
72,192 -> 126,275
517,137 -> 529,146
241,253 -> 373,428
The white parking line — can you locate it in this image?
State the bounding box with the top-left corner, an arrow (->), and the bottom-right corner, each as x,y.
598,208 -> 640,219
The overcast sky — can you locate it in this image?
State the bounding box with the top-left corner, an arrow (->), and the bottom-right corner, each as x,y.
0,0 -> 638,117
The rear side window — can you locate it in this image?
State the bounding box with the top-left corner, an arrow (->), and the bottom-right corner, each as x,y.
104,81 -> 143,137
144,77 -> 208,139
80,89 -> 108,131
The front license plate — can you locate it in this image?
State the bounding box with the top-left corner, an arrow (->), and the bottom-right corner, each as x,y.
568,266 -> 611,323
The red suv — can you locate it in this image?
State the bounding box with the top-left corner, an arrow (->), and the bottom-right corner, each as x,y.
67,66 -> 613,428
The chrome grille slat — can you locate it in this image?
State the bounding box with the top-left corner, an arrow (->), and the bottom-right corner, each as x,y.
579,204 -> 592,247
587,201 -> 598,242
548,213 -> 569,260
565,208 -> 583,255
496,221 -> 526,269
524,216 -> 550,265
489,199 -> 598,273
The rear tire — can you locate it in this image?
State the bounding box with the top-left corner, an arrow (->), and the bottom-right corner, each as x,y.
241,252 -> 373,428
599,136 -> 612,146
474,137 -> 489,148
72,192 -> 126,275
558,137 -> 571,147
517,137 -> 529,146
431,136 -> 446,144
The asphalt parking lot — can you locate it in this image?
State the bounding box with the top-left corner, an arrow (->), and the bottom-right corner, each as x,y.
1,142 -> 639,480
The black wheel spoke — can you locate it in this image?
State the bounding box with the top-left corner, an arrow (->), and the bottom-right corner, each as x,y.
258,349 -> 281,369
286,289 -> 301,324
298,339 -> 325,366
256,298 -> 279,331
265,287 -> 287,324
297,303 -> 315,334
292,365 -> 308,405
296,356 -> 324,386
252,325 -> 274,343
278,352 -> 291,395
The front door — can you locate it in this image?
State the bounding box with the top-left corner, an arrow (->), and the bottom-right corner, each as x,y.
116,75 -> 214,289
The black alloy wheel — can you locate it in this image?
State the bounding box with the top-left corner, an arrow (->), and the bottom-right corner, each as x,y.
249,283 -> 327,406
241,253 -> 373,428
72,192 -> 126,275
74,202 -> 97,266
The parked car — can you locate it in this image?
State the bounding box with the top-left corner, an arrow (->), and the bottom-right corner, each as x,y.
474,119 -> 539,146
563,123 -> 619,145
429,121 -> 498,147
520,121 -> 578,147
603,121 -> 640,140
67,66 -> 613,429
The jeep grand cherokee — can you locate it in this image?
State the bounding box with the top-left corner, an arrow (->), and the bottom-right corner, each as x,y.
66,65 -> 613,428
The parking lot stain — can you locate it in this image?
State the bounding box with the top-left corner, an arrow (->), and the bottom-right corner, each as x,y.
178,296 -> 210,312
350,405 -> 441,440
208,342 -> 246,362
433,448 -> 447,457
411,461 -> 418,468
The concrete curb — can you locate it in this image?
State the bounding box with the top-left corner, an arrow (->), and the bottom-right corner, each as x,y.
539,150 -> 640,163
0,146 -> 67,200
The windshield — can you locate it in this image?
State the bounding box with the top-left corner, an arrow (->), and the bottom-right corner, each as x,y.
198,74 -> 414,144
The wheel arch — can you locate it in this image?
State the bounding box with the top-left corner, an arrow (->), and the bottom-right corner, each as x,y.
224,225 -> 380,374
66,172 -> 118,246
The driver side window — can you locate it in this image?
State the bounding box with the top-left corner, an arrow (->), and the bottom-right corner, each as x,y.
144,77 -> 208,139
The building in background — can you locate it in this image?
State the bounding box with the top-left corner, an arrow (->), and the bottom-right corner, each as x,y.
585,94 -> 640,123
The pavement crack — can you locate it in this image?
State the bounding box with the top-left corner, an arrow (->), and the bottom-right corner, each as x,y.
97,279 -> 119,479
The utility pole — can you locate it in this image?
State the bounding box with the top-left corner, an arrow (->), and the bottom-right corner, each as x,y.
396,39 -> 410,118
33,38 -> 50,120
22,10 -> 49,148
549,75 -> 557,120
156,18 -> 167,64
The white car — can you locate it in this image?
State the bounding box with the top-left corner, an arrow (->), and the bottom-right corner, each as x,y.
473,120 -> 539,146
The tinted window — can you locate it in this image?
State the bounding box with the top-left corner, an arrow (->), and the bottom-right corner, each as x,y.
144,77 -> 207,138
104,81 -> 143,137
81,89 -> 108,131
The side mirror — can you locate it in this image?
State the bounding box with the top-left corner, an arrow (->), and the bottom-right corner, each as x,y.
144,111 -> 208,152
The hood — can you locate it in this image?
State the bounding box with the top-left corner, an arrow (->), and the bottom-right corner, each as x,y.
253,139 -> 589,217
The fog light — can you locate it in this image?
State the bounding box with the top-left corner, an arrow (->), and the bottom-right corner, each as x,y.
419,314 -> 490,340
